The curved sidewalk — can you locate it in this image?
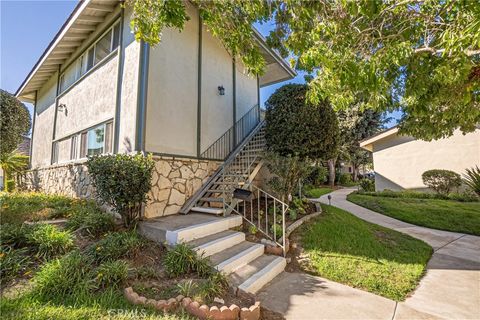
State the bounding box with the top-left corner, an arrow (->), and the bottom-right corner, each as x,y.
318,188 -> 480,319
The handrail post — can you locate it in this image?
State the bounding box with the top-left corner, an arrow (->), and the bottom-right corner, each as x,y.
282,202 -> 286,257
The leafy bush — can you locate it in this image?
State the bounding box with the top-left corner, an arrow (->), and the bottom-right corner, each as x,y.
176,279 -> 198,297
95,260 -> 129,289
248,224 -> 258,235
197,272 -> 228,301
0,223 -> 35,248
270,224 -> 283,240
0,246 -> 32,286
359,178 -> 375,192
463,166 -> 480,196
27,224 -> 74,259
338,173 -> 352,186
87,231 -> 143,263
305,165 -> 328,186
289,209 -> 298,220
66,208 -> 115,238
303,187 -> 332,198
86,153 -> 154,228
422,169 -> 462,195
265,152 -> 313,203
163,243 -> 212,278
265,84 -> 340,160
357,190 -> 478,202
33,250 -> 95,299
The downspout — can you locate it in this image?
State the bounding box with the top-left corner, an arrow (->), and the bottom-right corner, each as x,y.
232,58 -> 237,145
50,65 -> 61,164
135,40 -> 150,152
113,6 -> 125,154
196,14 -> 203,158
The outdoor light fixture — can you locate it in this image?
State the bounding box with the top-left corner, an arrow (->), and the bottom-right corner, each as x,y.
57,103 -> 67,113
327,194 -> 332,205
218,85 -> 225,96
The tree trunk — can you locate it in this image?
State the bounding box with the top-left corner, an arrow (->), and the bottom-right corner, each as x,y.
352,163 -> 359,182
327,159 -> 336,188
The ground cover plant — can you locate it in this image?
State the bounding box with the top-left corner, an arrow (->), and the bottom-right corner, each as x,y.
297,204 -> 432,301
303,185 -> 332,199
347,192 -> 480,236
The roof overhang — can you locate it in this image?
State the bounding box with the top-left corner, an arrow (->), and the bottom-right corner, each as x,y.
252,28 -> 297,87
16,1 -> 295,103
360,126 -> 399,152
15,0 -> 118,103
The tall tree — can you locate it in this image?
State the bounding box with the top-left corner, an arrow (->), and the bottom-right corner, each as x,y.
264,84 -> 340,161
0,90 -> 31,156
131,0 -> 479,140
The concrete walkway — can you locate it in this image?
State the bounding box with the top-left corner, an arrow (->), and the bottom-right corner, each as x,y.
257,188 -> 480,319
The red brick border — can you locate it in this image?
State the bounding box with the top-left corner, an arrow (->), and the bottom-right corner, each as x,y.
124,287 -> 260,320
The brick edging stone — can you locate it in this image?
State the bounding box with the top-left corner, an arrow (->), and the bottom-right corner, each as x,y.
124,287 -> 260,320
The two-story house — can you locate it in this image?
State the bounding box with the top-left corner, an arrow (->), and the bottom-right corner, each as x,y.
17,0 -> 295,218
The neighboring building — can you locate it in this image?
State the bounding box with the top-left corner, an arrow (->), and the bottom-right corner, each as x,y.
360,127 -> 480,191
15,1 -> 295,217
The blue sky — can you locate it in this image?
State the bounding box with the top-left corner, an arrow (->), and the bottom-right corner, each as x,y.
1,1 -> 399,130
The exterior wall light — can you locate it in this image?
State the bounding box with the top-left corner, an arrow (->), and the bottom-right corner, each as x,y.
58,103 -> 67,113
218,85 -> 225,96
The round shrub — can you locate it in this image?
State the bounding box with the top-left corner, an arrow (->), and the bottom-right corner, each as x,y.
359,178 -> 375,192
422,169 -> 462,195
86,153 -> 154,228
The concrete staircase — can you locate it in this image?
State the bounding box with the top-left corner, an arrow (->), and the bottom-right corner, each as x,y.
139,213 -> 286,294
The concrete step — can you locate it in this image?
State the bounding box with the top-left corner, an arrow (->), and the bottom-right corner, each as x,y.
188,230 -> 245,257
139,214 -> 242,245
190,206 -> 223,215
200,197 -> 224,203
232,255 -> 286,294
210,241 -> 264,274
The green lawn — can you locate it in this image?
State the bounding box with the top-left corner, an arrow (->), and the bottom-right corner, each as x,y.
299,204 -> 432,301
304,187 -> 333,198
347,193 -> 480,236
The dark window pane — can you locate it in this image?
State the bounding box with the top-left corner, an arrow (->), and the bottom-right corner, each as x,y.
112,24 -> 120,50
95,31 -> 112,64
87,48 -> 94,71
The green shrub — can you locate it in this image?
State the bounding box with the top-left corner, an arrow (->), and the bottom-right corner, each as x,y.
289,209 -> 298,220
0,246 -> 32,286
303,187 -> 332,198
5,180 -> 15,192
163,243 -> 213,278
176,279 -> 198,297
306,166 -> 328,186
270,224 -> 283,240
27,224 -> 74,259
86,153 -> 155,228
95,260 -> 129,289
463,166 -> 480,196
338,173 -> 352,186
422,169 -> 462,195
359,178 -> 375,192
448,191 -> 479,202
66,208 -> 115,238
33,250 -> 95,299
0,223 -> 35,248
87,231 -> 143,263
357,190 -> 478,202
248,224 -> 258,235
197,272 -> 228,301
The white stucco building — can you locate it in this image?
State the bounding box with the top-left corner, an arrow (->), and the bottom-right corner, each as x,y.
360,127 -> 480,191
16,0 -> 295,217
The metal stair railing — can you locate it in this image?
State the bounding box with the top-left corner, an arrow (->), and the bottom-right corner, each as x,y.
200,104 -> 261,161
179,119 -> 265,214
224,184 -> 289,256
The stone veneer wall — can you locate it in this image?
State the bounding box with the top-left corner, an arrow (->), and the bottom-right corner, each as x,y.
18,156 -> 220,218
18,161 -> 93,198
145,156 -> 220,218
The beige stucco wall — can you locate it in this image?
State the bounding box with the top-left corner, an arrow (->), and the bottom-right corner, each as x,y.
235,60 -> 258,121
55,55 -> 118,140
117,6 -> 140,153
372,129 -> 480,191
145,2 -> 199,157
31,71 -> 58,168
